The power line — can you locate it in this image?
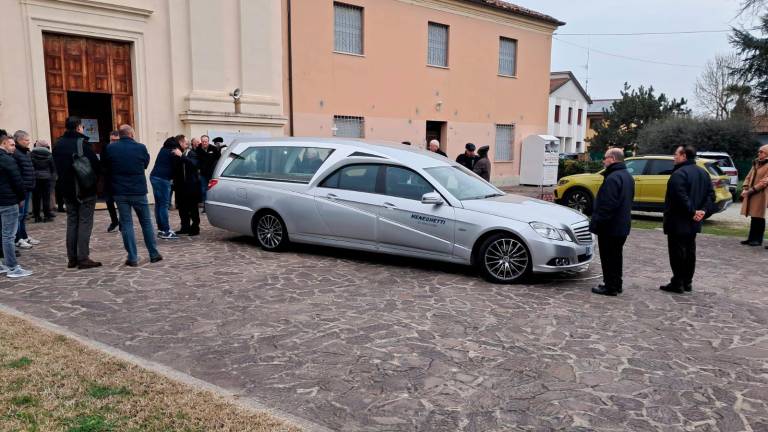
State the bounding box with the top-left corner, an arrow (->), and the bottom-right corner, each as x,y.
555,27 -> 760,36
553,37 -> 703,68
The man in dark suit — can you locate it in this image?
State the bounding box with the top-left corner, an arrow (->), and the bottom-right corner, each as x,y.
589,147 -> 635,296
52,116 -> 102,269
660,145 -> 715,294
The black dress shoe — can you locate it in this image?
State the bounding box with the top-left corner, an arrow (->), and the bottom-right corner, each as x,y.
150,254 -> 163,263
67,259 -> 78,269
660,283 -> 684,294
684,283 -> 692,292
747,241 -> 762,247
741,239 -> 751,245
125,260 -> 138,267
598,283 -> 622,294
176,229 -> 190,235
107,222 -> 120,233
592,286 -> 619,296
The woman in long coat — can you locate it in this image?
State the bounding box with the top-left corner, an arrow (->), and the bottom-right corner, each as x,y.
740,145 -> 768,246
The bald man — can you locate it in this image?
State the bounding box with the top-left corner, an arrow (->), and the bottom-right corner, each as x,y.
428,139 -> 446,157
101,125 -> 162,266
589,147 -> 635,296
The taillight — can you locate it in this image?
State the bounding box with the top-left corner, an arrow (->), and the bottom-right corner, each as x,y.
207,179 -> 218,190
712,179 -> 723,188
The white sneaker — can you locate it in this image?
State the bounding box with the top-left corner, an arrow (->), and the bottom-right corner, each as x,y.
25,237 -> 40,245
6,266 -> 32,278
15,239 -> 32,249
0,265 -> 8,274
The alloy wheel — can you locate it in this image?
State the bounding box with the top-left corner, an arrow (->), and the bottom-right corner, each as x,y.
484,237 -> 529,282
257,214 -> 283,249
567,191 -> 590,213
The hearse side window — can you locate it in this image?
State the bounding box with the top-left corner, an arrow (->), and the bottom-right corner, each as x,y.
384,166 -> 435,200
320,164 -> 380,193
221,146 -> 333,182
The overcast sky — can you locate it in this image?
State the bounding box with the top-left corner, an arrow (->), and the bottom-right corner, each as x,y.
511,0 -> 756,113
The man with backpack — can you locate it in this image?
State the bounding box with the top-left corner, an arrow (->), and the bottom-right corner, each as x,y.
52,116 -> 102,269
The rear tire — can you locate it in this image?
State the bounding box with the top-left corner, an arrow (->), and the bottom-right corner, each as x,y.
477,233 -> 532,284
253,211 -> 289,251
563,188 -> 593,216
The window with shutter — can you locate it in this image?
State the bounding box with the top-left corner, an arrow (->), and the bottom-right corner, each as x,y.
494,124 -> 514,161
498,37 -> 517,76
334,3 -> 363,55
427,22 -> 449,67
333,115 -> 365,138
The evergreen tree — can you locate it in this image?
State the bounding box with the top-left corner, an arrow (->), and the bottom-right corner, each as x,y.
588,83 -> 689,153
731,15 -> 768,107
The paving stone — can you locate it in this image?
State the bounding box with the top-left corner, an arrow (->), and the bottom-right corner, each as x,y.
1,212 -> 767,431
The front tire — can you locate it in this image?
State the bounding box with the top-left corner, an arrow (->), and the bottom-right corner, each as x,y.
563,188 -> 593,215
477,233 -> 532,284
254,212 -> 289,251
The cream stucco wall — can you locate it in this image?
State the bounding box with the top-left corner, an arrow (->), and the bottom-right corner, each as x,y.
548,80 -> 589,153
289,0 -> 558,185
0,0 -> 287,161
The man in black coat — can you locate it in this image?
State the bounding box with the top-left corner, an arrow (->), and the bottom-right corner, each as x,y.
589,148 -> 635,296
172,135 -> 201,236
52,116 -> 102,269
456,143 -> 478,170
12,130 -> 36,248
195,135 -> 220,207
660,145 -> 715,294
30,139 -> 56,223
0,134 -> 32,277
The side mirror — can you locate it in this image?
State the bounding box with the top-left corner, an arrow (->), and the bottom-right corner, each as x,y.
421,192 -> 444,205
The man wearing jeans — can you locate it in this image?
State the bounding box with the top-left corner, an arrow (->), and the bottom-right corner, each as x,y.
12,130 -> 38,249
102,125 -> 163,266
150,136 -> 180,240
0,135 -> 32,278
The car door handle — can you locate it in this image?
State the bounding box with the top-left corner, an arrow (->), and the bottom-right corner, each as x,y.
383,202 -> 397,209
326,193 -> 338,200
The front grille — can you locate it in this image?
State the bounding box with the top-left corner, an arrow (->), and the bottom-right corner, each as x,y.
571,222 -> 593,244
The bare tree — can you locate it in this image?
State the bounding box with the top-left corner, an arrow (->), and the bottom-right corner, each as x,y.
694,53 -> 745,119
738,0 -> 767,16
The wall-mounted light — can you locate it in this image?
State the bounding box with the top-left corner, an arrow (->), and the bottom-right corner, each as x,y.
435,100 -> 443,112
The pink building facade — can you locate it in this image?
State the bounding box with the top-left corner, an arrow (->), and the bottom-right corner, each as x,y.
286,0 -> 563,185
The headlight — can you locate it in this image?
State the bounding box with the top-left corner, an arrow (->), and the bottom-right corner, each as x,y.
558,178 -> 570,186
530,222 -> 563,241
558,229 -> 575,242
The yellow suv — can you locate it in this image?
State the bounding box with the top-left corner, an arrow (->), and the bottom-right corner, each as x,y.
554,156 -> 733,215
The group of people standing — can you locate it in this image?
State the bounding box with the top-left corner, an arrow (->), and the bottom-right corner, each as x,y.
0,116 -> 223,276
420,139 -> 492,181
589,145 -> 718,296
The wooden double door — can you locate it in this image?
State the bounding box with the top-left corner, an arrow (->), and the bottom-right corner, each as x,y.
43,33 -> 134,147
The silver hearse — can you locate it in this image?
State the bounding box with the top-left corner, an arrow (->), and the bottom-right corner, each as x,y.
206,138 -> 594,284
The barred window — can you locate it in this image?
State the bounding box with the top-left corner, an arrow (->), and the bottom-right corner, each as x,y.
498,37 -> 517,76
427,22 -> 449,67
333,115 -> 365,138
494,124 -> 514,161
334,3 -> 363,55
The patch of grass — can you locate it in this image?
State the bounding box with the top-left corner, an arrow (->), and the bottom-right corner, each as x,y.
631,218 -> 748,238
0,311 -> 301,432
66,414 -> 115,432
5,356 -> 32,368
87,384 -> 132,399
11,394 -> 38,407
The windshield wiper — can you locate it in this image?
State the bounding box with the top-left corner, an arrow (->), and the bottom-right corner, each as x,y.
483,193 -> 503,198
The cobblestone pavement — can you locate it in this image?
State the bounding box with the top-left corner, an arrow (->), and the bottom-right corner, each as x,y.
1,210 -> 767,431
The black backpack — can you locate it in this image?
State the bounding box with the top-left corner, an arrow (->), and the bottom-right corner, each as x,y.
72,138 -> 97,202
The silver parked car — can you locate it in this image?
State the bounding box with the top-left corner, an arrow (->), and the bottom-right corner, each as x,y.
206,138 -> 594,284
